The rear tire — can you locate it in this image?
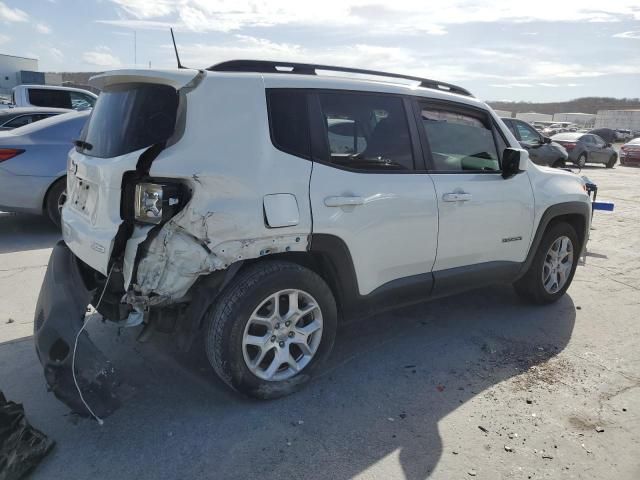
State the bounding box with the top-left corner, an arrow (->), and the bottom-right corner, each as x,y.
575,153 -> 587,168
514,222 -> 580,305
45,177 -> 67,228
551,159 -> 565,168
606,154 -> 617,169
205,260 -> 337,399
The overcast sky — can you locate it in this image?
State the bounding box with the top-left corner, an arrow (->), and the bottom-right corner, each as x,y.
1,0 -> 639,102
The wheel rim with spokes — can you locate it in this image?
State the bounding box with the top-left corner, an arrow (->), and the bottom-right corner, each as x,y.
242,289 -> 323,381
542,236 -> 574,294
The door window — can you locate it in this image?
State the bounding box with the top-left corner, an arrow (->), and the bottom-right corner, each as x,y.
420,107 -> 500,172
514,121 -> 541,143
318,93 -> 414,171
70,91 -> 96,109
28,89 -> 72,108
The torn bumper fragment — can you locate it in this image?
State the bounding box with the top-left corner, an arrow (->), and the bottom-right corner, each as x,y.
34,241 -> 122,418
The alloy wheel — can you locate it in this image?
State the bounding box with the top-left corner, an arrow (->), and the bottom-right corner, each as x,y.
242,289 -> 323,381
542,236 -> 574,294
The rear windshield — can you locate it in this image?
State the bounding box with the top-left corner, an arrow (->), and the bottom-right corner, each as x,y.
79,83 -> 178,158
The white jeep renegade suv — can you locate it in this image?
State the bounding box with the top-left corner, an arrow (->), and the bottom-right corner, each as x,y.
34,60 -> 591,418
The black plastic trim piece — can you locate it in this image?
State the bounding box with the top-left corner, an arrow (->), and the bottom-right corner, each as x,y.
431,261 -> 522,298
309,234 -> 433,318
209,59 -> 473,97
517,201 -> 591,278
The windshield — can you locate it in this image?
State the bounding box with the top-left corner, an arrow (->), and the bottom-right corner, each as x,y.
79,82 -> 178,158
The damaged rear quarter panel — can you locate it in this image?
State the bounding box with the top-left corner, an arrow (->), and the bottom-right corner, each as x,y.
128,73 -> 313,303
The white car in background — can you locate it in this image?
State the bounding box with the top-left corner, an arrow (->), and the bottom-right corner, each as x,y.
7,85 -> 97,110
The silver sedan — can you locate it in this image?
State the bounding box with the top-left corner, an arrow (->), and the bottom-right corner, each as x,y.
0,111 -> 89,226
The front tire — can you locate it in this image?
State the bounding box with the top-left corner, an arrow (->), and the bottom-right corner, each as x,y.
514,222 -> 580,304
606,154 -> 617,169
575,153 -> 587,168
205,261 -> 337,399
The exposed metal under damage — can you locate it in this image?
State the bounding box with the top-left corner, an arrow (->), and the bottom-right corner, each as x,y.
126,206 -> 309,308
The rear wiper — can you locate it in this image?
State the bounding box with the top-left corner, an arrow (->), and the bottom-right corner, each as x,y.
73,139 -> 93,151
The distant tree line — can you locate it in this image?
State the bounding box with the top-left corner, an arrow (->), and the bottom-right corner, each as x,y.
488,97 -> 640,115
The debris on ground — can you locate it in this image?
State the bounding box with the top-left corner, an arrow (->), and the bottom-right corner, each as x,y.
5,318 -> 14,324
468,469 -> 477,476
478,425 -> 489,433
504,445 -> 513,452
542,454 -> 554,460
595,426 -> 604,433
0,391 -> 55,480
526,398 -> 533,404
399,413 -> 407,419
436,385 -> 445,392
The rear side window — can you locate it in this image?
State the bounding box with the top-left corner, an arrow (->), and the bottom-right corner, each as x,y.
28,89 -> 72,109
79,83 -> 178,158
4,115 -> 34,128
420,107 -> 500,172
267,90 -> 310,158
318,93 -> 414,171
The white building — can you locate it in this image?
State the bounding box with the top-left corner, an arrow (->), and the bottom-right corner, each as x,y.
0,54 -> 39,96
553,112 -> 595,127
595,110 -> 640,132
515,112 -> 552,123
492,109 -> 512,118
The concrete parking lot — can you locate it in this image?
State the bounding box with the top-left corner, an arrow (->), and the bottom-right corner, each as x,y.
1,165 -> 639,479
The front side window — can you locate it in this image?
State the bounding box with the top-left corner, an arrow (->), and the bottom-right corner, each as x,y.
318,93 -> 414,171
420,107 -> 500,172
70,91 -> 96,110
514,121 -> 541,143
28,89 -> 72,109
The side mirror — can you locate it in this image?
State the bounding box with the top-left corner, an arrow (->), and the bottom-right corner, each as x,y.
502,148 -> 527,179
543,136 -> 552,144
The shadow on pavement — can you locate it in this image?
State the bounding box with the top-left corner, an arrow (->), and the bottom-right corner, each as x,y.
1,285 -> 575,480
0,213 -> 59,254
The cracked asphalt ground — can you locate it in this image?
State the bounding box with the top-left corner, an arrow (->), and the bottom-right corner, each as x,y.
1,165 -> 639,480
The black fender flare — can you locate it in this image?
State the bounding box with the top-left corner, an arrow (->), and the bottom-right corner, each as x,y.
518,201 -> 591,278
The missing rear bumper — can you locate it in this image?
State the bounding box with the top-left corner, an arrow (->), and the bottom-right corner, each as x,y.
34,241 -> 122,419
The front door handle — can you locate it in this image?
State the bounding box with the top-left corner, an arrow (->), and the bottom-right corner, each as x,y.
442,192 -> 472,202
324,196 -> 365,207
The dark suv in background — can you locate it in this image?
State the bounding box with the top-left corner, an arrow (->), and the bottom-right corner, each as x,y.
502,117 -> 568,168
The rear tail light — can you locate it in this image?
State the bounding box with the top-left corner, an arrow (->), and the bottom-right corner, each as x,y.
0,148 -> 25,162
561,142 -> 576,150
132,181 -> 188,224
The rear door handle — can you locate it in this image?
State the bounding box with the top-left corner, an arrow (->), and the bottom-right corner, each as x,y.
324,196 -> 365,207
442,193 -> 472,202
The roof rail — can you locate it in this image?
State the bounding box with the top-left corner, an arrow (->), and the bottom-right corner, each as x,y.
208,60 -> 473,97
